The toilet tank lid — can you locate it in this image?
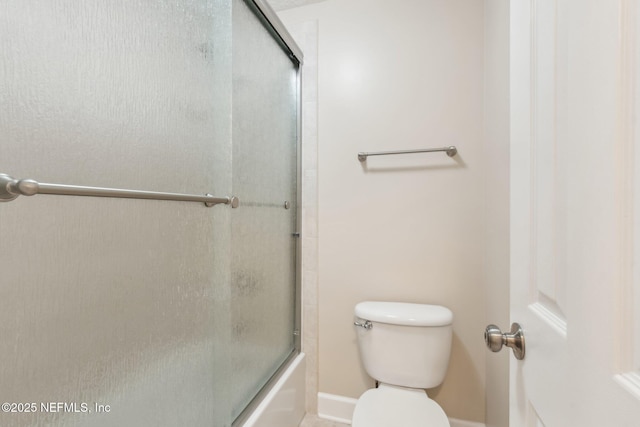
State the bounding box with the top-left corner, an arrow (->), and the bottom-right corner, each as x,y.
355,302 -> 453,326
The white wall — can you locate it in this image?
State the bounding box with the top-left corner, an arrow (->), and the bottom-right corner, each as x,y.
280,0 -> 487,422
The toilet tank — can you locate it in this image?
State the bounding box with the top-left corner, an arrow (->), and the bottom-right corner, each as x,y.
354,301 -> 453,389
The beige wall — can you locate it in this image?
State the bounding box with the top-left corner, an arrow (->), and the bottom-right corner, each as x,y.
280,0 -> 486,422
483,1 -> 510,427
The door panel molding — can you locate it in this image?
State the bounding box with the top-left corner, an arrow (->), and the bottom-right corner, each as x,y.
616,0 -> 640,389
529,0 -> 567,324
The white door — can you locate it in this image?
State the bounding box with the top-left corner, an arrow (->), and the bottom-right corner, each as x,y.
510,0 -> 640,425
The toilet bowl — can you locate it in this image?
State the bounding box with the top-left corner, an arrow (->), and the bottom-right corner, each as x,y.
352,384 -> 449,427
352,301 -> 453,427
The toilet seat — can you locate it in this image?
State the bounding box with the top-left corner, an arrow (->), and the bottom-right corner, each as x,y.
352,384 -> 450,427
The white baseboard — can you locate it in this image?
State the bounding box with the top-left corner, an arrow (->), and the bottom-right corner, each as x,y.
316,392 -> 485,427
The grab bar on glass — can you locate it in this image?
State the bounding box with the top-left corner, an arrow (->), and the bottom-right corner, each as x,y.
357,146 -> 457,162
0,173 -> 239,208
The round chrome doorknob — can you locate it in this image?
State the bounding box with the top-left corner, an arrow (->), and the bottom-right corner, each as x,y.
485,324 -> 505,352
484,322 -> 525,360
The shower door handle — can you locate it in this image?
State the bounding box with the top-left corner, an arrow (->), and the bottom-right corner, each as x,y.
484,323 -> 525,360
0,173 -> 238,207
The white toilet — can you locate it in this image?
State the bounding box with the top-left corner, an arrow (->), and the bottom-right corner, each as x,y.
352,301 -> 453,427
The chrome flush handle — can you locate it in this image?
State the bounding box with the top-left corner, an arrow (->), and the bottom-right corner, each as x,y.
354,319 -> 373,330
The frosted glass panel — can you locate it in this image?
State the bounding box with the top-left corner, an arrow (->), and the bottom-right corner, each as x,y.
0,0 -> 298,425
0,1 -> 233,426
230,0 -> 299,419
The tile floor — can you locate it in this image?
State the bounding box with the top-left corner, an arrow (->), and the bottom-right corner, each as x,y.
299,413 -> 349,427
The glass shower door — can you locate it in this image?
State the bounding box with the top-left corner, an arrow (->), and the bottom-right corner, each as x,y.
229,0 -> 300,420
0,0 -> 300,425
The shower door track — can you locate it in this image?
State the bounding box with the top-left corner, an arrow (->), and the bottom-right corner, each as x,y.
248,0 -> 303,64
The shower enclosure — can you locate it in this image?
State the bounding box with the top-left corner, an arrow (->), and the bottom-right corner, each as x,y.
0,0 -> 302,426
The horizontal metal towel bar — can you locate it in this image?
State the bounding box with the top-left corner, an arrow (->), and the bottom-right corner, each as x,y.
0,173 -> 239,208
357,146 -> 457,162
